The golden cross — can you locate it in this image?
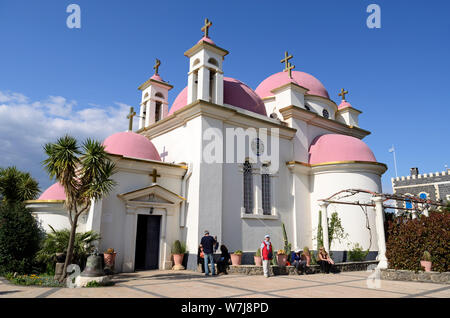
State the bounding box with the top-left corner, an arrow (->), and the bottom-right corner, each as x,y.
338,88 -> 349,101
280,51 -> 293,69
153,58 -> 161,75
149,168 -> 161,183
127,107 -> 136,131
201,18 -> 213,38
284,62 -> 295,79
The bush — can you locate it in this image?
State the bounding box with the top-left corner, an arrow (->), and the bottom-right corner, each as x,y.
233,250 -> 243,255
4,272 -> 62,287
255,248 -> 261,257
0,203 -> 42,274
36,227 -> 100,271
348,243 -> 369,261
386,211 -> 450,272
171,240 -> 186,254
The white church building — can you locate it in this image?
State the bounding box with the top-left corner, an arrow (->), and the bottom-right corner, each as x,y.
27,20 -> 387,272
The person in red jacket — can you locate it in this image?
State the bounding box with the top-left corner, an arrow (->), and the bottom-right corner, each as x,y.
260,234 -> 273,278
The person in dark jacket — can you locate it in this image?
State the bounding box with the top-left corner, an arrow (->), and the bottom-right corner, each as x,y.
217,245 -> 231,275
197,245 -> 205,273
200,230 -> 217,276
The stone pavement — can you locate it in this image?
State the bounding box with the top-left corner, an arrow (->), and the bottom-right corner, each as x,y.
0,270 -> 449,298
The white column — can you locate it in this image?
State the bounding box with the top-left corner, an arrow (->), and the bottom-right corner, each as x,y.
187,72 -> 195,104
139,103 -> 145,129
373,196 -> 388,269
214,71 -> 224,105
197,66 -> 210,101
319,202 -> 329,253
145,101 -> 151,127
122,206 -> 137,272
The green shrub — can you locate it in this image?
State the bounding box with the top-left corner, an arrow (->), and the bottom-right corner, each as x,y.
171,240 -> 186,254
255,248 -> 261,257
4,273 -> 62,287
386,211 -> 449,272
85,280 -> 114,288
422,251 -> 431,262
0,203 -> 42,274
36,227 -> 100,271
233,250 -> 243,255
348,243 -> 369,261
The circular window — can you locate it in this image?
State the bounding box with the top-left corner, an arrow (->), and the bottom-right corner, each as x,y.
322,109 -> 329,119
251,138 -> 265,156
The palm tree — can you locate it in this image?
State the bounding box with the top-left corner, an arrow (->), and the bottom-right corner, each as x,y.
43,135 -> 116,281
0,166 -> 40,204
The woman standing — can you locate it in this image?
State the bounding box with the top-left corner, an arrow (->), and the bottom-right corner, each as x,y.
217,245 -> 231,275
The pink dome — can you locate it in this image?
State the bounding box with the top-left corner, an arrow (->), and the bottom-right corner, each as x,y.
255,71 -> 330,100
168,77 -> 267,116
150,74 -> 165,82
103,132 -> 161,161
309,134 -> 377,164
198,36 -> 215,45
338,100 -> 352,110
39,183 -> 66,200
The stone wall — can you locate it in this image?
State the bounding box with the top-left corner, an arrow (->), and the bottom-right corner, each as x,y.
380,269 -> 450,284
227,260 -> 379,276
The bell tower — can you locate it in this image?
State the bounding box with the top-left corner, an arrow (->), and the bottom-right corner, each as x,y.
138,59 -> 173,129
184,18 -> 228,105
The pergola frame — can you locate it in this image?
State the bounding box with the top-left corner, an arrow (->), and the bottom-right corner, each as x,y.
317,189 -> 446,269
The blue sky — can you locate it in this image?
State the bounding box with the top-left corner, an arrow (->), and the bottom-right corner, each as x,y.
0,0 -> 449,193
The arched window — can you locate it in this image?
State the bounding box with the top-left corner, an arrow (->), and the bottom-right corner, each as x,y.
209,69 -> 216,102
243,160 -> 253,214
144,92 -> 149,100
155,101 -> 162,123
322,109 -> 329,119
193,58 -> 200,67
419,193 -> 427,200
155,92 -> 164,99
405,194 -> 413,209
208,58 -> 218,67
261,165 -> 271,215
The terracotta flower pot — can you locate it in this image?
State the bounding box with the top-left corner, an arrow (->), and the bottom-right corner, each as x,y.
276,254 -> 288,267
254,256 -> 262,266
420,260 -> 432,272
173,254 -> 184,266
231,254 -> 242,265
104,252 -> 116,268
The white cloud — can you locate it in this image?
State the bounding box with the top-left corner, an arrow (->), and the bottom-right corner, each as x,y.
0,90 -> 139,192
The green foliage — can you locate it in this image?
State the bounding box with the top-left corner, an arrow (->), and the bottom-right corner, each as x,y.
171,240 -> 186,254
255,248 -> 261,257
348,243 -> 369,261
0,203 -> 42,274
4,272 -> 62,287
0,167 -> 40,204
233,250 -> 243,255
422,251 -> 431,262
36,226 -> 100,269
309,250 -> 317,265
317,210 -> 323,249
386,211 -> 449,272
281,223 -> 292,260
316,211 -> 348,251
85,280 -> 114,288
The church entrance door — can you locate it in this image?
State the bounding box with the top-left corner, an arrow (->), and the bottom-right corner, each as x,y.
134,214 -> 161,270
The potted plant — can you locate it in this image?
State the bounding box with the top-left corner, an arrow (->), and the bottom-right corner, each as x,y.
103,248 -> 117,271
254,248 -> 262,266
420,251 -> 432,272
231,250 -> 243,265
276,249 -> 288,267
171,240 -> 186,270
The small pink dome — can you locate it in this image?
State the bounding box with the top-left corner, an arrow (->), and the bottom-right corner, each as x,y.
39,183 -> 66,200
338,100 -> 352,110
168,77 -> 267,116
255,71 -> 330,100
150,74 -> 165,82
309,134 -> 377,164
103,132 -> 161,161
198,36 -> 215,45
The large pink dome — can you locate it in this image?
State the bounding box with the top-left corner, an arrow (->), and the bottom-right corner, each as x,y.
309,134 -> 377,164
39,182 -> 66,200
103,132 -> 161,161
168,77 -> 267,116
255,71 -> 330,100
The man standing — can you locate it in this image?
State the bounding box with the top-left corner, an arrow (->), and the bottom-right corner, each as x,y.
200,230 -> 216,276
260,234 -> 273,278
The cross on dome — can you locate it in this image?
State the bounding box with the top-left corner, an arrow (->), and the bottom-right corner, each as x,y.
201,18 -> 213,38
281,51 -> 295,78
338,88 -> 349,101
127,107 -> 136,131
153,58 -> 161,75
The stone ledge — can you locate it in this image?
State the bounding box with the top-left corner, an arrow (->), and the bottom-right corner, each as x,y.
380,269 -> 450,285
228,260 -> 379,275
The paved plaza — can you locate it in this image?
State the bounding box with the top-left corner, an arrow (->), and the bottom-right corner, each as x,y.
0,270 -> 449,298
